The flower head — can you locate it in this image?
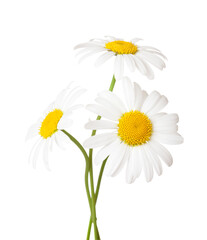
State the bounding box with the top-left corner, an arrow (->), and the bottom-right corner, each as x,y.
83,77 -> 183,183
74,36 -> 167,80
26,83 -> 86,170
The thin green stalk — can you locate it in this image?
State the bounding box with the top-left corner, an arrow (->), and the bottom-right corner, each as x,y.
86,75 -> 116,239
61,130 -> 91,212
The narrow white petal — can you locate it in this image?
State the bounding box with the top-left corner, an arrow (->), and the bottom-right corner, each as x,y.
26,123 -> 39,141
130,38 -> 143,43
57,117 -> 73,129
138,46 -> 163,53
94,139 -> 119,165
95,97 -> 122,118
32,138 -> 44,169
63,88 -> 86,109
152,133 -> 184,145
98,91 -> 127,113
55,131 -> 66,150
141,91 -> 161,113
148,96 -> 168,116
122,77 -> 135,110
148,140 -> 173,166
123,54 -> 135,72
156,114 -> 179,125
142,49 -> 167,60
94,52 -> 115,67
133,55 -> 148,75
86,104 -> 118,121
28,137 -> 41,164
153,124 -> 178,134
78,48 -> 106,63
144,144 -> 163,176
85,120 -> 117,130
111,145 -> 129,177
140,146 -> 153,182
74,42 -> 102,49
136,56 -> 155,80
138,51 -> 166,70
83,133 -> 117,148
114,55 -> 124,80
126,147 -> 142,184
43,139 -> 51,171
150,113 -> 167,121
104,142 -> 127,176
133,82 -> 144,110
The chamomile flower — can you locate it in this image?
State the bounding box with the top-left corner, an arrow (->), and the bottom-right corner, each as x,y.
74,36 -> 167,80
83,77 -> 183,183
26,83 -> 86,170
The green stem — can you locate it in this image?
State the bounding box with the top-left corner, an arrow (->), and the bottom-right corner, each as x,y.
86,75 -> 116,239
61,130 -> 91,212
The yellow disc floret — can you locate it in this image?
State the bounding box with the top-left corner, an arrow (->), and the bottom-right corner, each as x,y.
105,40 -> 138,55
39,109 -> 63,139
118,110 -> 152,146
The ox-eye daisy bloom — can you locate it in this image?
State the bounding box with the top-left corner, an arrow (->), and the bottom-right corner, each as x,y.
74,36 -> 167,80
83,77 -> 183,183
26,83 -> 86,170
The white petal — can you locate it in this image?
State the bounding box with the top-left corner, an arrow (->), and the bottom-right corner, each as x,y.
86,104 -> 118,121
94,139 -> 119,165
152,133 -> 184,145
133,82 -> 144,110
114,55 -> 124,80
94,52 -> 115,67
43,139 -> 51,171
57,117 -> 73,129
74,42 -> 102,49
55,131 -> 66,150
144,144 -> 163,176
138,51 -> 166,70
26,123 -> 39,141
142,50 -> 167,60
141,91 -> 161,113
133,55 -> 148,75
153,124 -> 178,134
148,96 -> 168,116
140,146 -> 153,182
98,91 -> 127,113
95,97 -> 122,118
111,145 -> 129,177
130,38 -> 143,43
156,114 -> 179,125
78,48 -> 106,63
83,133 -> 117,148
85,120 -> 117,130
150,113 -> 167,121
104,142 -> 127,176
123,54 -> 135,72
126,147 -> 142,184
135,55 -> 154,79
31,138 -> 44,169
148,140 -> 173,166
63,88 -> 86,109
122,77 -> 135,110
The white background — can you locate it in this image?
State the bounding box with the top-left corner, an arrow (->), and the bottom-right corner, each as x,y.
0,0 -> 206,239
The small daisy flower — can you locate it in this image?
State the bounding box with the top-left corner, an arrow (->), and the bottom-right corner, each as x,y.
26,83 -> 86,170
83,77 -> 183,183
74,36 -> 167,80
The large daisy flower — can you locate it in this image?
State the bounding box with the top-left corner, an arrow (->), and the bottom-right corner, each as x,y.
74,36 -> 167,80
26,83 -> 86,170
83,77 -> 183,183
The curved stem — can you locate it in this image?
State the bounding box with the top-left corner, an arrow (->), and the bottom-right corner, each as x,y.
86,75 -> 116,239
61,130 -> 91,212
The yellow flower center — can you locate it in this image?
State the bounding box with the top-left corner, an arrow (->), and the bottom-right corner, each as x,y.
105,40 -> 138,55
118,110 -> 152,146
39,109 -> 63,139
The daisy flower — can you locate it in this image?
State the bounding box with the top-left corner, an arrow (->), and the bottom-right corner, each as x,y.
74,36 -> 167,80
26,83 -> 86,170
83,77 -> 183,183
